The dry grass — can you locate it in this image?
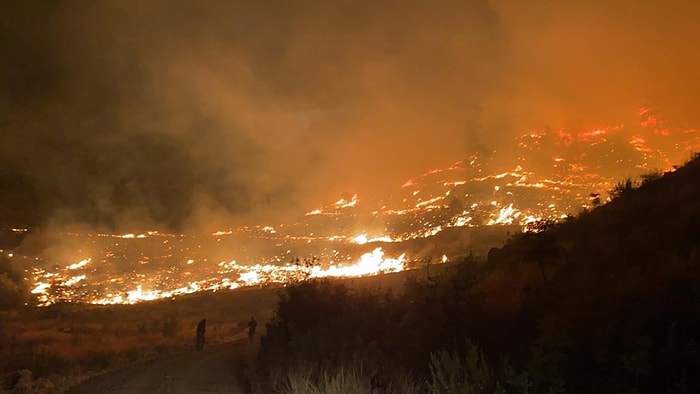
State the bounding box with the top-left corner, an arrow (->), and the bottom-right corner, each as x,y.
1,269 -> 432,386
0,285 -> 280,379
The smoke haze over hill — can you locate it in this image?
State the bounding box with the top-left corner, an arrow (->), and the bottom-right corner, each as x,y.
2,0 -> 699,231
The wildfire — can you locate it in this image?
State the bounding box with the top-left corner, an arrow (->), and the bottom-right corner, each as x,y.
29,246 -> 416,306
17,106 -> 700,307
306,193 -> 359,215
309,248 -> 405,278
402,179 -> 417,188
353,234 -> 394,245
487,203 -> 518,225
335,194 -> 359,208
67,258 -> 91,270
577,128 -> 609,140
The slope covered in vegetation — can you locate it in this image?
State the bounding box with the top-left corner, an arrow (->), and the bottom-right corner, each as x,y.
253,155 -> 700,393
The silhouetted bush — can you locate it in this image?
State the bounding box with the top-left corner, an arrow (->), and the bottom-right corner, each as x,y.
640,169 -> 663,185
608,177 -> 637,199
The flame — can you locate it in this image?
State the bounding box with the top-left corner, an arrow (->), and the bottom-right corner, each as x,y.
577,128 -> 608,139
630,135 -> 651,153
402,179 -> 416,188
21,106 -> 700,306
352,234 -> 394,245
309,248 -> 405,278
306,194 -> 359,215
64,275 -> 86,286
353,234 -> 369,245
335,194 -> 359,208
67,258 -> 91,270
487,203 -> 519,225
37,246 -> 410,306
31,282 -> 51,294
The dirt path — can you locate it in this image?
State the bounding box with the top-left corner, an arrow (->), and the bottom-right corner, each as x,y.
69,339 -> 254,394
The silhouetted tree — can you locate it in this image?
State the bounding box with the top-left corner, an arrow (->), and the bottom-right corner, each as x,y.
609,177 -> 636,199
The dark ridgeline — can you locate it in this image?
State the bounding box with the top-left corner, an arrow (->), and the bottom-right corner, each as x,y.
254,154 -> 700,393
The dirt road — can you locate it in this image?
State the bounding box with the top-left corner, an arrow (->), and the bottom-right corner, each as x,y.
69,339 -> 253,394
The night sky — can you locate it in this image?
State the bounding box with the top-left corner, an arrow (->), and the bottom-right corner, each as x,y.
2,0 -> 699,231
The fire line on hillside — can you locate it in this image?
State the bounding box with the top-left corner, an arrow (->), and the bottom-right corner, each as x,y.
10,108 -> 700,306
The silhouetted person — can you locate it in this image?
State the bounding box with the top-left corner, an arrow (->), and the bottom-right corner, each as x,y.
247,316 -> 257,344
196,318 -> 206,351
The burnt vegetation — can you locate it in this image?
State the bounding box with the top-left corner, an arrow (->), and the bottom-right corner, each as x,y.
251,154 -> 700,393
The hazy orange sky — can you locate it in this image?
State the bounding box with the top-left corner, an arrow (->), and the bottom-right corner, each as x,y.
1,0 -> 699,230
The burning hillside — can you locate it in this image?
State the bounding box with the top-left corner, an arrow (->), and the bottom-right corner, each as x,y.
6,108 -> 700,306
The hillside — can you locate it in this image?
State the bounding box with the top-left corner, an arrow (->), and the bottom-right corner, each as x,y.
2,155 -> 698,393
252,154 -> 700,393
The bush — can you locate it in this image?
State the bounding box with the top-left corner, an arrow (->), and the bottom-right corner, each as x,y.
608,177 -> 637,199
280,366 -> 372,394
427,340 -> 517,394
640,169 -> 663,185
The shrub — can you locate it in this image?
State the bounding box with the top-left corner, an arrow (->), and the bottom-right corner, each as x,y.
3,346 -> 73,378
609,177 -> 637,199
428,340 -> 493,394
640,169 -> 663,185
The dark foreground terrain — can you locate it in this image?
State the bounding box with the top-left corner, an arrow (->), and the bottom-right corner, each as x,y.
248,155 -> 700,393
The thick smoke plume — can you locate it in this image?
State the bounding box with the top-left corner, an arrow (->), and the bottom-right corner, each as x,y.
1,0 -> 699,231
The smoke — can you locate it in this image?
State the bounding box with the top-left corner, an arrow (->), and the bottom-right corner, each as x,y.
1,0 -> 699,231
490,1 -> 700,129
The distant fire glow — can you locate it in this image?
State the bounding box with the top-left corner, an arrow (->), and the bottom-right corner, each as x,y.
14,107 -> 700,306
